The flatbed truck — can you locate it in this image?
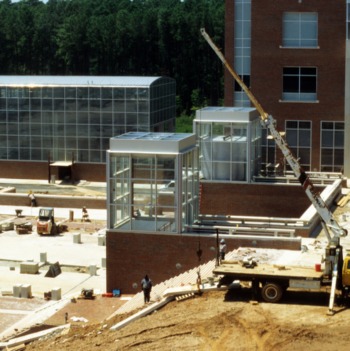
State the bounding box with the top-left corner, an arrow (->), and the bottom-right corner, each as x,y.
214,252 -> 350,305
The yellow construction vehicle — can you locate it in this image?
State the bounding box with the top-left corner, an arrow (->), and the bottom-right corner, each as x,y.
36,207 -> 58,235
201,28 -> 348,314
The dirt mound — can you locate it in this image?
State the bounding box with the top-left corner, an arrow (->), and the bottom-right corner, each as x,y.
24,290 -> 350,351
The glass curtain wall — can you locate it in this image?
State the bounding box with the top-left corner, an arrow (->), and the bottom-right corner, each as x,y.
0,77 -> 175,163
197,121 -> 260,182
108,148 -> 199,233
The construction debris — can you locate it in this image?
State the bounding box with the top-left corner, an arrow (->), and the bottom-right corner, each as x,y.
175,293 -> 195,302
337,192 -> 350,207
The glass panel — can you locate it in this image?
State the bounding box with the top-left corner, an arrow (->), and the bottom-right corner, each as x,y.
101,88 -> 112,99
322,131 -> 333,147
126,88 -> 137,100
334,131 -> 344,147
113,88 -> 125,100
299,130 -> 310,147
65,87 -> 76,99
286,130 -> 297,146
53,88 -> 64,98
334,149 -> 344,166
298,148 -> 310,164
321,149 -> 333,165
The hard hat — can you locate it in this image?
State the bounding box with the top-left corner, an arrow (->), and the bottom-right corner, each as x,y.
220,239 -> 225,244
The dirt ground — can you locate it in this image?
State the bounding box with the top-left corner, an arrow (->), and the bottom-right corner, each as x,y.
24,289 -> 350,351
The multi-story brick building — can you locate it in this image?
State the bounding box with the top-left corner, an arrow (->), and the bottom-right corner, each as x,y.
224,0 -> 349,178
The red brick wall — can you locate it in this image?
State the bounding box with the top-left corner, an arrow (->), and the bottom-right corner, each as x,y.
0,161 -> 106,182
199,182 -> 312,218
106,231 -> 301,294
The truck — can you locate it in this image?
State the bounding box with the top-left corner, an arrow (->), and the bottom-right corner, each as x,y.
214,251 -> 350,307
200,28 -> 348,313
36,207 -> 58,235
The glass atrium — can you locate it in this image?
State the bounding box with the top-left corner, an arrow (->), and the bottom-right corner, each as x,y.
194,107 -> 261,182
107,132 -> 199,234
0,76 -> 175,163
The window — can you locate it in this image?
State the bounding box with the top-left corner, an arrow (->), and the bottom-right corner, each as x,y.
261,128 -> 276,172
283,67 -> 317,102
283,12 -> 318,48
234,0 -> 251,107
285,120 -> 311,171
321,122 -> 344,172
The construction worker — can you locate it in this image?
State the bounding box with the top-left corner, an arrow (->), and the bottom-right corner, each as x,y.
28,191 -> 37,207
219,239 -> 227,262
141,275 -> 152,304
81,206 -> 90,222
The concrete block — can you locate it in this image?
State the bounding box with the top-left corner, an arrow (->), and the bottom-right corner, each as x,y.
40,252 -> 47,263
13,284 -> 22,298
1,221 -> 14,231
51,287 -> 62,301
21,284 -> 32,298
20,262 -> 39,274
98,235 -> 106,246
89,265 -> 97,276
73,233 -> 81,244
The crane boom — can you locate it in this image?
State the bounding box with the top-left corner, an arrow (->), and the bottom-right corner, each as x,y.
200,28 -> 347,241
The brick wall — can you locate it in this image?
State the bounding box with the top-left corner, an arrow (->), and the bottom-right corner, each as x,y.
106,231 -> 301,294
0,161 -> 106,182
199,182 -> 312,218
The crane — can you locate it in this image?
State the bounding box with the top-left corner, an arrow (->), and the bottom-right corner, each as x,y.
200,28 -> 348,314
200,28 -> 347,244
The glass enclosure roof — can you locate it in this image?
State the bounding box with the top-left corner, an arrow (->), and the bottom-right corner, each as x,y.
113,132 -> 190,141
110,132 -> 196,154
0,76 -> 163,87
195,106 -> 259,122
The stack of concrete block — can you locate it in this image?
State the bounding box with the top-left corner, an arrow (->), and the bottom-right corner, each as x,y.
20,262 -> 39,274
12,284 -> 32,298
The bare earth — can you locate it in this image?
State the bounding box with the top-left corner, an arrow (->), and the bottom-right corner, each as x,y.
24,288 -> 350,351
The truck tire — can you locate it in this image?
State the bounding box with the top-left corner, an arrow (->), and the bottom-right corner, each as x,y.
261,282 -> 283,303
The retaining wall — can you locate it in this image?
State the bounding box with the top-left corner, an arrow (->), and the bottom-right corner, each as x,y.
106,231 -> 301,294
0,192 -> 106,209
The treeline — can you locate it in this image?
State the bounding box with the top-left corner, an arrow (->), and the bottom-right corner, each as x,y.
0,0 -> 224,114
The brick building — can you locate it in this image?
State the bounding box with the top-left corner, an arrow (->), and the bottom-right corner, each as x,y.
224,0 -> 349,178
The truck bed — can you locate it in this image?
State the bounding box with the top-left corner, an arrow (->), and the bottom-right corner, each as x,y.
213,262 -> 324,281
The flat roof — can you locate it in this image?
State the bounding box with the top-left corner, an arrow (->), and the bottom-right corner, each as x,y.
109,132 -> 196,154
0,76 -> 168,87
195,106 -> 259,122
